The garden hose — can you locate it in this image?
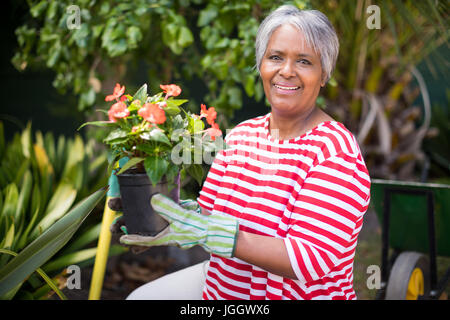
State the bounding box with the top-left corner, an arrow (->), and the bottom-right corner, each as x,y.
89,158 -> 128,299
88,196 -> 118,300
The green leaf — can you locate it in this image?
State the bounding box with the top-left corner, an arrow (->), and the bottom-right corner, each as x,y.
14,170 -> 32,225
30,183 -> 77,240
126,26 -> 143,47
115,157 -> 144,175
162,22 -> 178,44
162,23 -> 183,55
42,247 -> 98,273
12,159 -> 29,190
103,129 -> 128,144
2,184 -> 19,219
61,223 -> 101,254
43,244 -> 127,274
244,74 -> 255,97
186,164 -> 204,186
77,121 -> 115,131
228,86 -> 243,108
127,99 -> 141,112
0,187 -> 107,297
171,114 -> 186,131
149,129 -> 171,146
21,122 -> 32,159
139,129 -> 172,147
164,100 -> 181,116
135,144 -> 153,155
189,117 -> 205,134
46,1 -> 58,20
79,88 -> 96,109
108,39 -> 128,57
198,6 -> 218,27
215,38 -> 229,49
0,248 -> 67,300
43,132 -> 55,166
165,163 -> 180,192
178,26 -> 193,48
46,45 -> 60,68
167,99 -> 188,107
2,224 -> 14,250
133,84 -> 147,103
16,188 -> 40,251
144,156 -> 169,186
63,135 -> 85,178
30,1 -> 48,18
55,135 -> 67,174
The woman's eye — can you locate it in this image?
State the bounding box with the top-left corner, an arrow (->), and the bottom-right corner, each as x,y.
269,55 -> 281,60
298,59 -> 311,65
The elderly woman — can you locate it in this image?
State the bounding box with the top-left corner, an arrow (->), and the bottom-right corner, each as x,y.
117,5 -> 371,300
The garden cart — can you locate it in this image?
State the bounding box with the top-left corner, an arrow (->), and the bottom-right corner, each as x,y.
370,179 -> 450,300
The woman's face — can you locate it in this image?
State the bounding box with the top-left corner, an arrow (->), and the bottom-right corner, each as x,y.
260,24 -> 325,118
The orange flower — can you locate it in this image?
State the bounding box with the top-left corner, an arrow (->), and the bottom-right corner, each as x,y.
138,103 -> 166,124
108,101 -> 129,122
105,83 -> 125,102
205,122 -> 222,141
160,84 -> 182,98
200,104 -> 217,125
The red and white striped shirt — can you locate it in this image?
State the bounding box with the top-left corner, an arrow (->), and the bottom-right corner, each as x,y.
197,113 -> 371,300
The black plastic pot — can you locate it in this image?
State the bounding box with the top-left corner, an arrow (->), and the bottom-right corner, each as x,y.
117,171 -> 180,236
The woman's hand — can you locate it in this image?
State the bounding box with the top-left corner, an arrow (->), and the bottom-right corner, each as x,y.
118,194 -> 239,258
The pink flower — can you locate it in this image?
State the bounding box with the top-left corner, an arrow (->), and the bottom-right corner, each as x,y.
205,123 -> 222,141
108,101 -> 129,122
138,103 -> 166,124
160,84 -> 182,98
105,83 -> 125,102
200,104 -> 217,125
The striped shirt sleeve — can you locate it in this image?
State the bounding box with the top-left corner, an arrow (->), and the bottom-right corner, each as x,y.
283,152 -> 371,283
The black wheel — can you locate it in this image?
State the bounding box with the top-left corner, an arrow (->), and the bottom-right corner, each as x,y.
385,251 -> 430,300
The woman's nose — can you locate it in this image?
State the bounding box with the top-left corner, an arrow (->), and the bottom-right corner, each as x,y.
279,60 -> 296,78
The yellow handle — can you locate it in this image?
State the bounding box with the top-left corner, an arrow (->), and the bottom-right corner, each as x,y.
88,196 -> 118,300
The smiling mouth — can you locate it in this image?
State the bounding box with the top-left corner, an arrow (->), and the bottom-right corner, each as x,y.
274,84 -> 300,91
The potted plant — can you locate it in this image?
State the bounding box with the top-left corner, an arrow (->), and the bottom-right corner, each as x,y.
79,83 -> 223,236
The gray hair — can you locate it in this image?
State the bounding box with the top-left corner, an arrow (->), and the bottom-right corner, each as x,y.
255,5 -> 339,83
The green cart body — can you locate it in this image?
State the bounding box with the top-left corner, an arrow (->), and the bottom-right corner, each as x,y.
370,179 -> 450,299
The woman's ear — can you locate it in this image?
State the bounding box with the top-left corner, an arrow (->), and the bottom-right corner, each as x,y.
320,73 -> 327,87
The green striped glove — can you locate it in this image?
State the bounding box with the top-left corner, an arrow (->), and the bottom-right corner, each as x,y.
119,193 -> 239,258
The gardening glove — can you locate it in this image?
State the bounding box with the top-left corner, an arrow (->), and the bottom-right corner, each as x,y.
119,193 -> 239,258
109,198 -> 201,235
106,156 -> 130,213
107,168 -> 127,235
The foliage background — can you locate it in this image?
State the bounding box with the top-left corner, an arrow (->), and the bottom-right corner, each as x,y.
4,0 -> 449,183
